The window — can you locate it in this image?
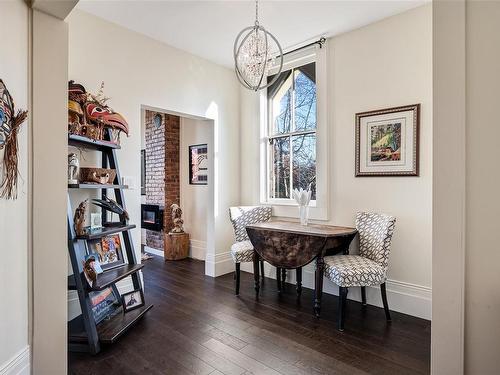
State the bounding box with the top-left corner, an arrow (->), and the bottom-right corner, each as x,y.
267,62 -> 317,201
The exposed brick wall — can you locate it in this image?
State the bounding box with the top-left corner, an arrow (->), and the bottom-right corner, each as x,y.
164,114 -> 180,233
144,110 -> 180,250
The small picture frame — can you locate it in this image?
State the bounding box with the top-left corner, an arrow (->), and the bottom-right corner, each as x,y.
355,104 -> 420,176
90,212 -> 102,231
90,287 -> 120,324
121,289 -> 144,313
88,234 -> 124,270
189,144 -> 208,185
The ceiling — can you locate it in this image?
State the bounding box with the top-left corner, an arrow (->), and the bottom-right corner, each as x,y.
77,0 -> 427,68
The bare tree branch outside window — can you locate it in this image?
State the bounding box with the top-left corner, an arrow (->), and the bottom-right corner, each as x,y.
268,62 -> 317,200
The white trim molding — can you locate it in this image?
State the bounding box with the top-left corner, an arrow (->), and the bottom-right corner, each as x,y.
0,346 -> 30,375
144,245 -> 163,258
189,239 -> 206,260
241,262 -> 431,320
206,251 -> 233,277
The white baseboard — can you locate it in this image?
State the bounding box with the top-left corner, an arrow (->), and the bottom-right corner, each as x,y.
206,250 -> 233,277
144,245 -> 163,258
0,346 -> 30,375
189,239 -> 206,260
67,278 -> 135,321
240,262 -> 431,320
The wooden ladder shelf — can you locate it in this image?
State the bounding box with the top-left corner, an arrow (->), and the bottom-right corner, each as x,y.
67,130 -> 153,354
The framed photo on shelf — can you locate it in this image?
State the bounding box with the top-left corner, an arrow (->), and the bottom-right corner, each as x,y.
90,212 -> 102,231
355,104 -> 420,177
189,144 -> 208,185
121,289 -> 144,313
90,287 -> 120,324
88,234 -> 124,270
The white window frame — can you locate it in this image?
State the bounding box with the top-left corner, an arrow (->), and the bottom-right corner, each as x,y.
259,41 -> 329,220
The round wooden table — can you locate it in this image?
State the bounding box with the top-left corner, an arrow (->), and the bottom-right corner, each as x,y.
246,220 -> 357,317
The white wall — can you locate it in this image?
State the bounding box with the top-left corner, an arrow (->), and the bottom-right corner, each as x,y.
240,4 -> 432,319
432,1 -> 465,373
67,9 -> 240,277
32,9 -> 69,375
180,117 -> 213,260
464,1 -> 500,372
0,1 -> 30,374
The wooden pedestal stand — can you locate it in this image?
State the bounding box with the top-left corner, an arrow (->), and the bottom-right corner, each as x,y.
164,232 -> 190,260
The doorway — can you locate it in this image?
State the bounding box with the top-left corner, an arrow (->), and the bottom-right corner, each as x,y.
140,105 -> 215,270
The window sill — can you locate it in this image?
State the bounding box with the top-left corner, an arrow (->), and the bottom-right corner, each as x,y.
262,199 -> 317,208
262,200 -> 328,221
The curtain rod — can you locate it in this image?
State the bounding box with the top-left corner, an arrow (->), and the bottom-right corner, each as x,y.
281,37 -> 326,58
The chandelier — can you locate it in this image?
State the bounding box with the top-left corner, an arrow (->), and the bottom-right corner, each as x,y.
233,0 -> 283,91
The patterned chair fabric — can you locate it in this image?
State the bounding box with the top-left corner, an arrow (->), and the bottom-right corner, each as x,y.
230,240 -> 254,263
324,212 -> 396,287
229,206 -> 272,263
324,255 -> 385,287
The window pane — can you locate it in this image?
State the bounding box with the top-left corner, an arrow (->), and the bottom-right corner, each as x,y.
294,64 -> 316,131
271,137 -> 290,199
271,74 -> 292,134
292,134 -> 316,200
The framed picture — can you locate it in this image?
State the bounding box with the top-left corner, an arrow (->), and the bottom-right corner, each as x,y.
189,144 -> 208,185
121,289 -> 144,313
88,234 -> 124,270
90,287 -> 120,324
90,212 -> 102,231
355,104 -> 420,176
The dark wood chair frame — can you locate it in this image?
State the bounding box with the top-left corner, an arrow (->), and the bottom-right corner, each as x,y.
234,257 -> 265,295
337,283 -> 392,331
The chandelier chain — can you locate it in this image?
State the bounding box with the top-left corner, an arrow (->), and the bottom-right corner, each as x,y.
255,0 -> 259,26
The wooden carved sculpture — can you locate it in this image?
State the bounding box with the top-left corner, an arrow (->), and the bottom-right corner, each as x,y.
68,153 -> 79,184
74,199 -> 88,236
82,256 -> 97,287
91,196 -> 129,222
68,80 -> 129,144
0,79 -> 28,199
170,204 -> 184,233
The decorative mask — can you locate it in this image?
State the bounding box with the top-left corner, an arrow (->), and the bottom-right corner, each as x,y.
85,102 -> 129,135
0,80 -> 14,149
0,79 -> 28,200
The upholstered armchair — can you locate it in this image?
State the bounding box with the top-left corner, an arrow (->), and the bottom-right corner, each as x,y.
323,212 -> 396,331
229,206 -> 272,295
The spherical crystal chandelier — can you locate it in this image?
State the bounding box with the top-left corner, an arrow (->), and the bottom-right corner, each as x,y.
233,0 -> 283,91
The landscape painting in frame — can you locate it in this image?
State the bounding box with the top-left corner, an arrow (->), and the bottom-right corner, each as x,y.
355,104 -> 420,176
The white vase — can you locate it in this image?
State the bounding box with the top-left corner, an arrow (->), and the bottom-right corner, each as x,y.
299,205 -> 309,226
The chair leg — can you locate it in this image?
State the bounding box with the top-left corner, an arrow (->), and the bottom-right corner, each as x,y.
338,287 -> 348,331
296,267 -> 302,296
276,267 -> 282,292
235,263 -> 241,295
260,260 -> 265,283
380,282 -> 391,321
361,286 -> 367,306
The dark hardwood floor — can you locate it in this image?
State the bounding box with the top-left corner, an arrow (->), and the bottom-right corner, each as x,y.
69,256 -> 430,375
